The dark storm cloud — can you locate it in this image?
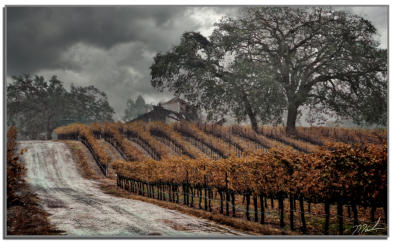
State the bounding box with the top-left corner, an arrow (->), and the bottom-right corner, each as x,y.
6,6 -> 199,74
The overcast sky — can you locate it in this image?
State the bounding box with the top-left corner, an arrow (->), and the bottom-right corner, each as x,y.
6,6 -> 388,120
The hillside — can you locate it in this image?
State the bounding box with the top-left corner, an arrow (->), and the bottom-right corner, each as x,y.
53,121 -> 387,235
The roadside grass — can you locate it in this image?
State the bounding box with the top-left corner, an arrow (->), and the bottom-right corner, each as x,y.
7,189 -> 63,235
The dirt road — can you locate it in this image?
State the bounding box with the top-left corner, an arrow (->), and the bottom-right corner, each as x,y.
17,141 -> 245,237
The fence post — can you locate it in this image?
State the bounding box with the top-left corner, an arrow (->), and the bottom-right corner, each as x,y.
279,193 -> 285,228
370,202 -> 376,223
337,200 -> 343,235
199,188 -> 202,209
290,193 -> 294,230
226,191 -> 230,216
324,200 -> 330,235
260,194 -> 265,224
232,192 -> 236,217
352,202 -> 358,227
105,161 -> 108,177
245,193 -> 251,221
208,189 -> 212,212
190,186 -> 194,207
300,195 -> 307,233
253,195 -> 258,222
219,190 -> 224,214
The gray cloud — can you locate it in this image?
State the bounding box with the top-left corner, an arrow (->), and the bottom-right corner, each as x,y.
6,6 -> 387,120
7,6 -> 199,74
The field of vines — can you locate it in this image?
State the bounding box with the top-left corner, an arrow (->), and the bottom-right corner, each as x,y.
54,121 -> 387,235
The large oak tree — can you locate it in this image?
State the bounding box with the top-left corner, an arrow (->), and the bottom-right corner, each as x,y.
151,7 -> 387,133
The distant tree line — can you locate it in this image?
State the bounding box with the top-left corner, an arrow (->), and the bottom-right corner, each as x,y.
123,95 -> 151,122
7,74 -> 115,140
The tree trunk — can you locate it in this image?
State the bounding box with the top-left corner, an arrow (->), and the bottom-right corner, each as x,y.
241,89 -> 258,132
249,113 -> 258,133
46,117 -> 52,140
286,103 -> 298,134
46,129 -> 52,140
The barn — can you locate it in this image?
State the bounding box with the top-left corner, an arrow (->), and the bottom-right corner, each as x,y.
130,97 -> 201,123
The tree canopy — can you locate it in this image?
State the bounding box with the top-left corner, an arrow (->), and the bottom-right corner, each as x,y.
7,74 -> 115,139
150,7 -> 387,133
